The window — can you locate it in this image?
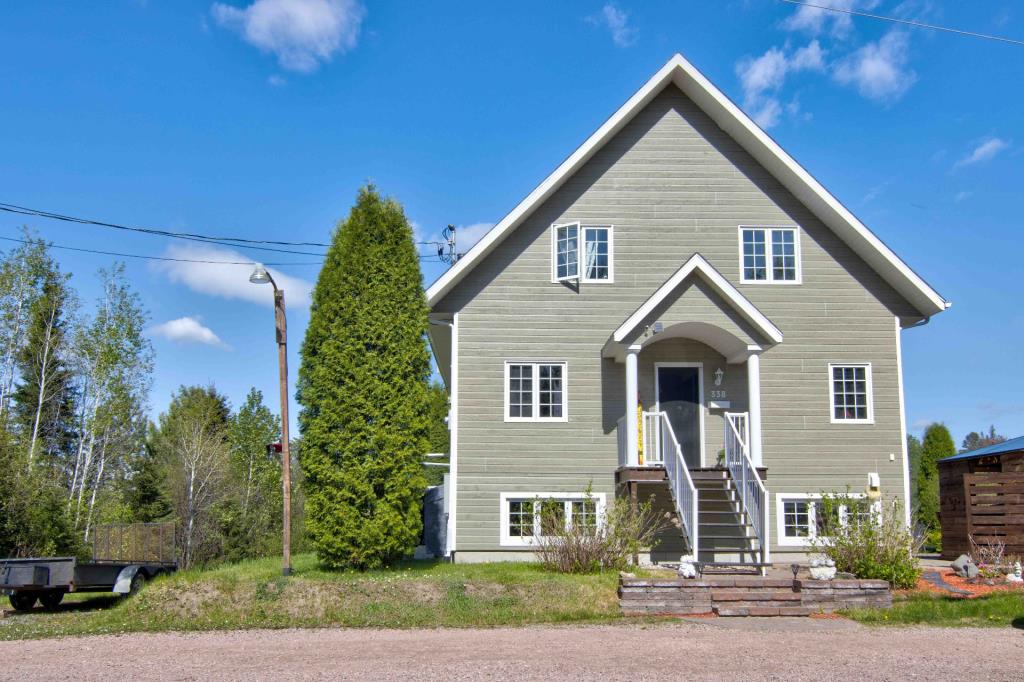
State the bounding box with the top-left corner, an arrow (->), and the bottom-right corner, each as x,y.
739,227 -> 800,283
776,493 -> 879,546
829,363 -> 873,423
552,223 -> 613,283
500,493 -> 606,546
505,362 -> 567,422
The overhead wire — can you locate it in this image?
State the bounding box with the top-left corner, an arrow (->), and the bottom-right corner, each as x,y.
779,1 -> 1024,47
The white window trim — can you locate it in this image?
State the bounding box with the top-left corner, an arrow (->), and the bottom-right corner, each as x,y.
828,362 -> 875,425
499,492 -> 607,547
775,492 -> 880,547
550,223 -> 614,284
737,225 -> 802,285
503,361 -> 569,423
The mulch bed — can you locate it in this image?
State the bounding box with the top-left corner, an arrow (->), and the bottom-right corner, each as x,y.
911,569 -> 1024,599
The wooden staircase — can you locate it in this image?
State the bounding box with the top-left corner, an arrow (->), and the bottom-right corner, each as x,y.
691,469 -> 769,574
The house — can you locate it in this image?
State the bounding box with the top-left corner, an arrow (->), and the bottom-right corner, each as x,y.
938,436 -> 1024,560
426,54 -> 949,569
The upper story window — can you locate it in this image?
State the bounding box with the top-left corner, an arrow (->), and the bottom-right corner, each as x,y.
505,361 -> 568,422
739,226 -> 800,284
829,363 -> 874,424
552,223 -> 613,283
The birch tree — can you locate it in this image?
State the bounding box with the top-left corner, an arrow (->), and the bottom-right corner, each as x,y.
151,385 -> 231,568
68,264 -> 153,540
0,232 -> 50,425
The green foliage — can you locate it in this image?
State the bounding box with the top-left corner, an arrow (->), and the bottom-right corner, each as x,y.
0,429 -> 82,558
124,438 -> 172,523
907,434 -> 922,512
298,186 -> 430,569
422,381 -> 450,487
848,592 -> 1023,628
811,493 -> 920,589
916,423 -> 954,536
219,388 -> 282,561
149,385 -> 231,568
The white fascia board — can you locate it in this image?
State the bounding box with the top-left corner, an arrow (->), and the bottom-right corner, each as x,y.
426,58 -> 679,307
612,254 -> 783,345
427,54 -> 949,318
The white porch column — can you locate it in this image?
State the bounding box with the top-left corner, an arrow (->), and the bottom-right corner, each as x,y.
625,345 -> 641,467
747,352 -> 763,466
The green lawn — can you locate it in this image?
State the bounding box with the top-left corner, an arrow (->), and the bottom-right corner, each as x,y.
847,592 -> 1024,628
0,553 -> 628,640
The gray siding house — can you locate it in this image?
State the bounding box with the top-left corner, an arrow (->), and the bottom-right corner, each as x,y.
427,55 -> 948,568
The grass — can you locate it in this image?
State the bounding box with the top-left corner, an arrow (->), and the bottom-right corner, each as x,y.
847,592 -> 1024,628
0,553 -> 633,640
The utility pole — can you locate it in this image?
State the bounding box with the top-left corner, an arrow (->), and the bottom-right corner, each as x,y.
250,264 -> 292,576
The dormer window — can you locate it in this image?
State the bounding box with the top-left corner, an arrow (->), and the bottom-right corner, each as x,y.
739,226 -> 801,283
552,223 -> 613,283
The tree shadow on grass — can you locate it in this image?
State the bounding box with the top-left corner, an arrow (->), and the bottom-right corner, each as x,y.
1013,616 -> 1024,631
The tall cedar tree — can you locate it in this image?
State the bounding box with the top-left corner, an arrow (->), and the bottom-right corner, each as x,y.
298,186 -> 430,569
917,423 -> 955,533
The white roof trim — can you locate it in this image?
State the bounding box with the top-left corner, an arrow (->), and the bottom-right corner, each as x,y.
426,53 -> 949,318
612,254 -> 783,346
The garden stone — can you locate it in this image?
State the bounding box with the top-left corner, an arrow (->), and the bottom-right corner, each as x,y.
951,554 -> 977,578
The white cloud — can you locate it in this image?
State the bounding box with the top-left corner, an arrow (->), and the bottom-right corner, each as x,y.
736,41 -> 824,129
782,0 -> 880,38
954,190 -> 972,202
149,316 -> 230,349
454,222 -> 494,251
150,243 -> 314,308
587,3 -> 638,48
833,30 -> 916,102
954,138 -> 1010,168
211,0 -> 365,73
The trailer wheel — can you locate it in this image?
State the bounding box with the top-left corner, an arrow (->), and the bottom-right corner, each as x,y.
129,571 -> 146,596
8,593 -> 37,611
38,591 -> 65,610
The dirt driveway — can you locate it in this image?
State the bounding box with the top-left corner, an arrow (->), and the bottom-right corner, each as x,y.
1,619 -> 1022,681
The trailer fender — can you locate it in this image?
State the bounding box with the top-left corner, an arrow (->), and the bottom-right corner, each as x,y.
113,565 -> 143,594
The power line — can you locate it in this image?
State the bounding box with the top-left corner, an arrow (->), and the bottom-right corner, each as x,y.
779,1 -> 1024,47
0,232 -> 450,266
0,201 -> 453,254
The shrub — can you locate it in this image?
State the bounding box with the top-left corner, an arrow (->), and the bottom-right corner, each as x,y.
811,493 -> 920,589
533,491 -> 671,573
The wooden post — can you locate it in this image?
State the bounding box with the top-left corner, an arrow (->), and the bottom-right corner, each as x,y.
631,481 -> 639,566
275,288 -> 292,577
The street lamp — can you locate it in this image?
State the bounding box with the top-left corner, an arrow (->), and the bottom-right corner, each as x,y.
250,263 -> 292,576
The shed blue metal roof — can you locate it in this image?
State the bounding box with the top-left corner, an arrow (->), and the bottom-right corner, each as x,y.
939,435 -> 1024,463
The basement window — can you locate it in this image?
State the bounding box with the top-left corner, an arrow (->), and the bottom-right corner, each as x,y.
776,493 -> 879,546
499,493 -> 606,546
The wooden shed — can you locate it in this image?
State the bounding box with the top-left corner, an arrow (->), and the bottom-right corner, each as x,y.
939,436 -> 1024,560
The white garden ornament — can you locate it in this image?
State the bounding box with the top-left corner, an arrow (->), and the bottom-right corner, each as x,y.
1007,561 -> 1023,584
678,555 -> 698,579
809,556 -> 836,580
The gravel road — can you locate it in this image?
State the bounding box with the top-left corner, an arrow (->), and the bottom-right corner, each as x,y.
2,619 -> 1022,681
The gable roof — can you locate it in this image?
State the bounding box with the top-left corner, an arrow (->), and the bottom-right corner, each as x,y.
939,435 -> 1024,463
613,254 -> 783,348
426,53 -> 949,318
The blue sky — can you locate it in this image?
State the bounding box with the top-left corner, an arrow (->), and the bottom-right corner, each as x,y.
0,1 -> 1020,446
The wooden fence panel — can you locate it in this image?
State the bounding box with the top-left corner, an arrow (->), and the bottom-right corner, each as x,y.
964,473 -> 1024,556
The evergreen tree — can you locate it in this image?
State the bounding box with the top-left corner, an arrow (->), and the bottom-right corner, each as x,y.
11,264 -> 77,468
423,380 -> 450,487
916,423 -> 955,534
907,434 -> 922,513
125,436 -> 172,523
960,425 -> 1006,453
298,186 -> 430,569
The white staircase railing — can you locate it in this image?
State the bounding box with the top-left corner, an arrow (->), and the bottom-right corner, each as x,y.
724,412 -> 769,565
642,411 -> 698,558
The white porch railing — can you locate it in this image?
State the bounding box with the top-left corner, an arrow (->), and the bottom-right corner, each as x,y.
724,412 -> 769,564
643,411 -> 698,558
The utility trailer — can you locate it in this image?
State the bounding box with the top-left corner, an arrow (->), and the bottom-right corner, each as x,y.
1,522 -> 176,611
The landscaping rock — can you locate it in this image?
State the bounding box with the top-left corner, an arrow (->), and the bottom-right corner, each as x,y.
951,554 -> 978,579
